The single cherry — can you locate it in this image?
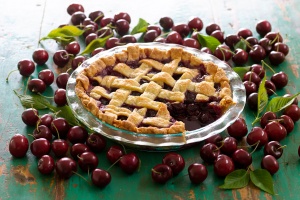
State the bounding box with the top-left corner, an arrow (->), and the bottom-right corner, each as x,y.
38,155 -> 55,174
33,125 -> 53,141
246,126 -> 268,148
91,169 -> 111,188
260,111 -> 277,128
21,108 -> 39,126
17,59 -> 35,77
261,155 -> 279,174
30,138 -> 51,158
232,149 -> 252,169
51,139 -> 69,158
9,134 -> 29,158
264,141 -> 284,159
159,17 -> 174,30
39,114 -> 53,128
67,4 -> 84,15
220,137 -> 237,156
119,153 -> 140,174
106,145 -> 124,164
205,23 -> 221,35
227,117 -> 248,139
28,79 -> 46,93
70,143 -> 91,160
65,41 -> 80,56
86,133 -> 106,153
54,89 -> 67,106
279,115 -> 294,134
56,72 -> 70,89
256,20 -> 272,36
200,143 -> 220,164
67,126 -> 88,144
38,69 -> 54,86
55,157 -> 77,179
53,50 -> 70,68
270,71 -> 288,89
214,154 -> 235,177
205,134 -> 223,145
78,152 -> 99,172
188,163 -> 208,184
162,152 -> 185,176
151,164 -> 173,184
32,48 -> 49,65
188,17 -> 203,31
283,104 -> 300,122
50,117 -> 70,139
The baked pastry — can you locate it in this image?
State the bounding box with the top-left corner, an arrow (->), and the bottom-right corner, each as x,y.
75,44 -> 235,134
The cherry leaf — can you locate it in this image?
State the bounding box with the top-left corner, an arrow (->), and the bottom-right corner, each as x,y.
40,25 -> 84,42
219,169 -> 250,189
14,91 -> 51,110
130,18 -> 149,35
234,40 -> 247,51
232,66 -> 251,79
197,33 -> 221,53
80,34 -> 112,55
250,169 -> 275,195
257,76 -> 268,115
266,92 -> 300,113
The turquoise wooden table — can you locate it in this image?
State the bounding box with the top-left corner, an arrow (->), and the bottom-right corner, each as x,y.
1,0 -> 300,199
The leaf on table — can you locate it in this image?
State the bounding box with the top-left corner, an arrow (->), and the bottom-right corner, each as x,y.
80,34 -> 113,55
43,25 -> 84,39
250,169 -> 275,195
257,76 -> 268,116
197,33 -> 221,53
130,18 -> 149,35
234,40 -> 247,51
219,169 -> 250,189
14,91 -> 51,110
266,92 -> 300,113
232,66 -> 251,79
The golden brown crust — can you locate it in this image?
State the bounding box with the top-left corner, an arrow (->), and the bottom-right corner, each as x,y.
75,45 -> 235,134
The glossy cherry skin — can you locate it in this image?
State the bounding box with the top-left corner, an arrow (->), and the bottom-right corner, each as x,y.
65,41 -> 80,56
261,155 -> 279,174
17,59 -> 35,77
243,81 -> 257,96
188,163 -> 208,184
258,38 -> 272,54
91,169 -> 111,188
172,23 -> 190,38
250,64 -> 265,79
243,71 -> 261,86
283,104 -> 300,122
105,37 -> 120,49
67,3 -> 84,15
85,33 -> 97,45
55,157 -> 77,179
162,152 -> 185,175
89,10 -> 104,25
56,73 -> 70,89
119,35 -> 137,44
246,37 -> 259,52
182,38 -> 200,49
265,80 -> 276,96
151,164 -> 173,184
273,42 -> 289,56
38,69 -> 54,86
260,111 -> 277,128
264,141 -> 283,159
38,155 -> 55,174
247,92 -> 258,111
200,143 -> 220,164
227,117 -> 248,139
70,143 -> 91,160
271,71 -> 288,89
78,152 -> 99,172
30,138 -> 51,158
214,154 -> 235,177
246,127 -> 268,148
50,117 -> 70,139
28,79 -> 46,93
91,48 -> 105,57
21,108 -> 39,126
232,149 -> 252,169
166,31 -> 183,45
205,23 -> 221,35
53,50 -> 70,68
205,134 -> 223,145
159,17 -> 174,30
224,34 -> 240,48
188,17 -> 203,31
67,126 -> 88,144
33,125 -> 53,141
256,20 -> 272,36
51,139 -> 69,158
9,134 -> 29,158
86,133 -> 106,153
143,30 -> 159,43
106,145 -> 124,164
214,45 -> 232,61
115,19 -> 130,36
71,11 -> 86,26
54,89 -> 67,106
220,137 -> 237,156
39,114 -> 53,128
279,115 -> 294,134
265,32 -> 283,43
237,28 -> 253,39
232,49 -> 248,65
211,30 -> 224,43
269,51 -> 285,65
249,45 -> 266,63
147,25 -> 162,35
119,153 -> 140,174
32,48 -> 49,65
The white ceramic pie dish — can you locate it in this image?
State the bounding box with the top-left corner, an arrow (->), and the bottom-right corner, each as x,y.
66,43 -> 246,151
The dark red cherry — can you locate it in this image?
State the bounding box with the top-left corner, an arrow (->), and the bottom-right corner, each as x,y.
211,30 -> 224,43
115,19 -> 130,36
188,17 -> 203,31
159,17 -> 174,30
119,35 -> 137,44
71,11 -> 86,26
106,145 -> 124,164
85,33 -> 97,46
243,81 -> 257,96
56,72 -> 70,89
182,38 -> 201,49
283,104 -> 300,122
72,56 -> 86,70
227,117 -> 248,139
270,71 -> 288,89
119,153 -> 140,174
232,48 -> 248,65
246,37 -> 259,52
38,155 -> 55,174
50,117 -> 70,139
246,127 -> 268,148
172,23 -> 190,38
147,25 -> 162,35
9,134 -> 29,158
200,143 -> 220,164
114,12 -> 131,24
279,115 -> 294,134
205,134 -> 223,145
32,48 -> 49,65
243,71 -> 261,86
188,163 -> 208,184
105,37 -> 120,49
264,141 -> 284,159
100,17 -> 114,27
214,44 -> 232,61
200,47 -> 213,54
51,139 -> 69,158
70,143 -> 91,160
258,38 -> 272,54
65,41 -> 80,56
21,108 -> 39,126
30,138 -> 51,158
265,80 -> 276,96
67,126 -> 88,144
250,64 -> 265,79
91,169 -> 111,188
67,4 -> 84,15
265,32 -> 283,43
55,157 -> 77,179
38,69 -> 54,86
166,31 -> 183,45
54,89 -> 67,106
17,59 -> 35,77
220,137 -> 237,156
269,51 -> 285,65
205,23 -> 221,35
28,79 -> 46,93
53,50 -> 70,68
143,30 -> 159,43
273,42 -> 289,56
33,125 -> 53,141
247,92 -> 258,111
237,28 -> 252,39
89,10 -> 104,25
91,48 -> 105,57
78,151 -> 99,172
39,114 -> 53,128
214,154 -> 235,177
86,133 -> 106,153
224,34 -> 240,48
249,45 -> 266,63
260,111 -> 277,128
261,155 -> 279,174
232,149 -> 252,169
264,121 -> 287,142
151,164 -> 173,184
162,153 -> 185,176
97,27 -> 114,38
256,20 -> 272,36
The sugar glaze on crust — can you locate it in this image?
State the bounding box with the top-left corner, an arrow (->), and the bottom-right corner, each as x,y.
75,44 -> 235,134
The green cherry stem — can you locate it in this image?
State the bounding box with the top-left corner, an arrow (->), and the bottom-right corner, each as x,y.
261,60 -> 276,74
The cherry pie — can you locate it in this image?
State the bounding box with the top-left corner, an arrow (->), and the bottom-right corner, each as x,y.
75,44 -> 235,134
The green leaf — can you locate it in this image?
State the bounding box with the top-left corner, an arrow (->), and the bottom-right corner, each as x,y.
80,34 -> 112,55
234,40 -> 247,51
232,66 -> 251,79
14,91 -> 51,110
131,18 -> 149,35
219,169 -> 250,189
257,76 -> 268,116
47,25 -> 84,38
250,169 -> 275,195
197,34 -> 221,53
266,92 -> 300,113
49,105 -> 80,126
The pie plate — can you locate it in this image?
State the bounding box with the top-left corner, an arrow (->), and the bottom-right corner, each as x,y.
66,43 -> 246,151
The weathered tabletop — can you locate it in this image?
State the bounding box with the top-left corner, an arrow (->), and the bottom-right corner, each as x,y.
1,0 -> 300,199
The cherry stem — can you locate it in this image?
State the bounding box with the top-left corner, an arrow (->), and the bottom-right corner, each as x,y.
220,47 -> 235,56
6,69 -> 19,82
120,143 -> 127,154
261,60 -> 276,74
151,168 -> 162,175
27,134 -> 36,140
72,171 -> 91,185
240,38 -> 253,50
270,33 -> 279,45
24,76 -> 31,95
277,145 -> 287,150
93,14 -> 104,23
51,122 -> 60,139
106,157 -> 122,172
250,140 -> 260,155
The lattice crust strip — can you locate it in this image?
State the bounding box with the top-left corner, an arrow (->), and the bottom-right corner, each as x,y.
75,44 -> 235,134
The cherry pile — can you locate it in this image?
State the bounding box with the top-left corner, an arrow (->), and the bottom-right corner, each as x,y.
7,2 -> 300,193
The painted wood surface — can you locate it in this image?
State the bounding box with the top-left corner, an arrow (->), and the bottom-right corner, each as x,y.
0,0 -> 300,199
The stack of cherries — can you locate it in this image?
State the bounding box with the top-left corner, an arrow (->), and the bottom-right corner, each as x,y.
9,108 -> 142,188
